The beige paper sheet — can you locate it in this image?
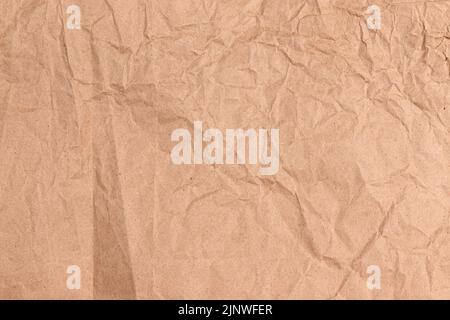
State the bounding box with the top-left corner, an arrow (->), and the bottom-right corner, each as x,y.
0,0 -> 449,299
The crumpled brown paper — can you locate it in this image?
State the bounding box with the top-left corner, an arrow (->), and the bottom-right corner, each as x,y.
0,0 -> 449,299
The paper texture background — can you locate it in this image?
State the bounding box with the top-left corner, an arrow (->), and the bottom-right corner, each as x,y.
0,0 -> 449,299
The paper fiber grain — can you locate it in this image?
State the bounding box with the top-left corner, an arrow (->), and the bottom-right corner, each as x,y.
0,0 -> 449,299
